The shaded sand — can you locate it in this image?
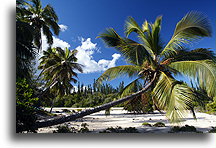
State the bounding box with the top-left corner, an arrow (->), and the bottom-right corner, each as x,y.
37,107 -> 216,133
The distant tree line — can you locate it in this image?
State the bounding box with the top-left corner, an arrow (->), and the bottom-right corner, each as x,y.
41,80 -> 125,108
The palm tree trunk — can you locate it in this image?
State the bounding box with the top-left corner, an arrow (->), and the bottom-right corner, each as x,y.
49,100 -> 55,113
36,73 -> 157,128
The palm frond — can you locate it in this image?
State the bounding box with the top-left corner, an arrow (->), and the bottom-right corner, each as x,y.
96,65 -> 142,84
169,60 -> 216,97
124,17 -> 155,56
43,16 -> 60,35
42,24 -> 53,46
124,16 -> 143,37
120,77 -> 143,97
142,20 -> 149,32
98,28 -> 154,65
146,16 -> 163,56
42,4 -> 59,22
166,83 -> 194,123
97,28 -> 122,47
153,72 -> 194,123
160,11 -> 212,58
170,48 -> 216,63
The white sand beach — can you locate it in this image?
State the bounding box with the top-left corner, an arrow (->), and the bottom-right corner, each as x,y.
37,107 -> 216,133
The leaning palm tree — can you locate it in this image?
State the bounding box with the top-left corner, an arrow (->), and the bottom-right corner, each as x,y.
22,0 -> 60,49
38,47 -> 83,112
35,12 -> 215,128
97,12 -> 215,122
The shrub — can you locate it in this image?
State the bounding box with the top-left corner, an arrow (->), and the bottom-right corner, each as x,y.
142,122 -> 152,127
78,123 -> 90,133
62,109 -> 71,113
169,125 -> 201,133
208,127 -> 216,133
124,127 -> 139,133
76,109 -> 82,112
100,126 -> 139,133
153,122 -> 165,127
206,101 -> 216,114
16,101 -> 37,133
16,79 -> 39,133
53,125 -> 76,133
53,123 -> 90,133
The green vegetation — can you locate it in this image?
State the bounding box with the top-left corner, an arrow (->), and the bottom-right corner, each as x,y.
45,81 -> 126,108
153,122 -> 166,127
100,126 -> 139,133
142,122 -> 166,127
38,47 -> 83,112
62,109 -> 71,113
79,123 -> 90,133
16,0 -> 216,132
208,127 -> 216,133
206,101 -> 216,114
16,79 -> 39,133
16,0 -> 62,132
142,122 -> 152,127
169,125 -> 202,133
53,125 -> 76,133
53,123 -> 90,133
97,12 -> 215,122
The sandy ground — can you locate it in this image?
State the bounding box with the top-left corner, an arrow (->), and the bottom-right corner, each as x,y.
37,107 -> 216,133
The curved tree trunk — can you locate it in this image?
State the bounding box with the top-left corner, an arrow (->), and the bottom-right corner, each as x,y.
36,73 -> 157,128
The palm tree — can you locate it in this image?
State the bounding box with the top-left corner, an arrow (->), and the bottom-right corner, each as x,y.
35,12 -> 215,128
16,0 -> 36,80
38,47 -> 83,112
16,0 -> 60,79
22,0 -> 60,49
96,12 -> 215,122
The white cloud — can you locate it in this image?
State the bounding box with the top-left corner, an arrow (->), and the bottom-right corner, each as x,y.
75,38 -> 121,73
36,36 -> 121,74
40,34 -> 70,53
59,24 -> 68,32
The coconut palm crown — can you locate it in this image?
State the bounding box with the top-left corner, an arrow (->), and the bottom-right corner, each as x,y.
38,47 -> 83,97
19,0 -> 60,49
97,12 -> 216,122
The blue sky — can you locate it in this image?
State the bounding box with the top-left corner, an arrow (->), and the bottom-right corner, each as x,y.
40,0 -> 215,87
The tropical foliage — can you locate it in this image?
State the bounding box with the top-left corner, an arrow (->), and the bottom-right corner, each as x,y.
16,0 -> 61,132
97,12 -> 216,122
16,0 -> 215,131
17,0 -> 60,49
41,80 -> 124,108
38,47 -> 83,111
16,78 -> 39,133
16,0 -> 60,80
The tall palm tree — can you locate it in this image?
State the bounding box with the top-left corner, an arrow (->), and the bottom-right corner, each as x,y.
35,12 -> 215,128
16,0 -> 36,80
38,47 -> 83,112
16,0 -> 60,79
22,0 -> 60,49
96,11 -> 215,122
